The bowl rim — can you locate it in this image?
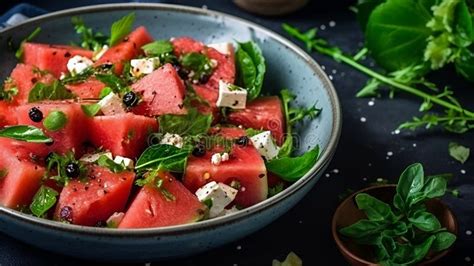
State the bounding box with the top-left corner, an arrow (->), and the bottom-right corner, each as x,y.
331,184 -> 458,265
0,3 -> 342,236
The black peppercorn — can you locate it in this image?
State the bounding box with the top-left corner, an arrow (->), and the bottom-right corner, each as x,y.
65,162 -> 80,178
28,107 -> 43,122
192,143 -> 206,157
236,136 -> 249,147
122,91 -> 138,107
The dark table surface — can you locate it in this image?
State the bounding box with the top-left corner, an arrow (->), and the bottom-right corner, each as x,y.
1,1 -> 473,265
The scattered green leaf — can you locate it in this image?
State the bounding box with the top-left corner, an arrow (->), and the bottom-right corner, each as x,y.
448,142 -> 470,163
0,125 -> 52,143
43,111 -> 68,131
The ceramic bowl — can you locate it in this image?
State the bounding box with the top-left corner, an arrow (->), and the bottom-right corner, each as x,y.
332,185 -> 458,266
0,3 -> 341,261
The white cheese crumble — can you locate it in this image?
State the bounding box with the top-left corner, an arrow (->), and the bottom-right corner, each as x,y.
114,156 -> 134,168
97,92 -> 126,115
106,212 -> 124,227
195,181 -> 238,218
216,80 -> 247,109
207,42 -> 234,56
79,152 -> 113,163
211,152 -> 230,166
160,133 -> 184,148
130,57 -> 160,77
250,131 -> 280,161
93,45 -> 109,61
67,55 -> 93,76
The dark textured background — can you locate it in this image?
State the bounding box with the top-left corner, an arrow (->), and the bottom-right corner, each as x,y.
0,1 -> 473,265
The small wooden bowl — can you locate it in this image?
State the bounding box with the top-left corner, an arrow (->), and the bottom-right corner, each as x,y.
332,185 -> 458,266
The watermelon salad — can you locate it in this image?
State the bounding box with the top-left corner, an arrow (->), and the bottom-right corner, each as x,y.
0,13 -> 321,228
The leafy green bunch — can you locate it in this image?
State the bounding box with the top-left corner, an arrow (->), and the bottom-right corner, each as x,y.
339,163 -> 456,265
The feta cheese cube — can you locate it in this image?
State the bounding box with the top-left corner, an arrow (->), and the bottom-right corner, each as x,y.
93,45 -> 109,61
207,42 -> 234,56
211,153 -> 222,165
195,181 -> 238,218
218,206 -> 240,217
80,152 -> 113,163
130,57 -> 160,77
114,156 -> 134,168
216,80 -> 247,109
160,133 -> 184,148
221,152 -> 230,162
67,55 -> 93,76
250,131 -> 280,161
97,92 -> 126,115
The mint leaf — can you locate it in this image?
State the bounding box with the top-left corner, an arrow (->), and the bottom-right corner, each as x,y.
142,40 -> 174,56
266,146 -> 320,182
97,155 -> 126,173
109,12 -> 136,46
28,81 -> 75,103
16,27 -> 41,60
30,186 -> 58,217
43,111 -> 68,131
0,125 -> 52,143
448,142 -> 470,164
95,73 -> 129,94
71,16 -> 108,51
81,103 -> 101,117
158,108 -> 212,136
135,144 -> 190,172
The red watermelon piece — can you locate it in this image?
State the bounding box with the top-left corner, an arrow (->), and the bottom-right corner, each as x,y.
15,102 -> 89,156
131,63 -> 187,116
204,46 -> 236,90
209,126 -> 246,138
95,26 -> 153,74
184,128 -> 268,207
23,43 -> 93,78
171,37 -> 205,56
10,64 -> 57,104
228,96 -> 285,145
0,101 -> 17,128
0,144 -> 45,209
87,113 -> 158,158
65,78 -> 106,99
119,172 -> 206,229
54,165 -> 135,226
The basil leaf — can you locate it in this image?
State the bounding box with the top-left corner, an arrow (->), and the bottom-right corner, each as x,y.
455,46 -> 474,81
431,231 -> 456,252
354,0 -> 385,31
81,103 -> 101,117
235,41 -> 266,101
60,67 -> 95,85
28,81 -> 75,103
0,125 -> 52,143
97,155 -> 126,173
16,27 -> 41,60
408,210 -> 441,232
365,0 -> 432,71
422,175 -> 447,199
266,146 -> 319,182
109,12 -> 135,46
409,235 -> 435,264
393,193 -> 405,212
396,163 -> 424,203
142,40 -> 174,56
158,108 -> 212,136
448,142 -> 470,164
29,186 -> 58,217
95,73 -> 128,94
339,219 -> 385,238
355,193 -> 395,221
43,111 -> 68,131
382,221 -> 408,237
180,52 -> 213,82
135,144 -> 190,172
71,16 -> 108,51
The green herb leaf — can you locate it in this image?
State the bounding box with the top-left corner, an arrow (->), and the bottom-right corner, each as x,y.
46,152 -> 86,186
356,78 -> 381,98
408,210 -> 441,232
29,186 -> 58,217
355,193 -> 395,222
95,73 -> 128,94
268,183 -> 284,197
272,252 -> 302,266
97,155 -> 126,173
109,12 -> 135,46
245,128 -> 264,137
235,41 -> 266,101
448,142 -> 470,164
28,81 -> 75,103
16,27 -> 41,60
43,111 -> 68,131
0,77 -> 19,102
354,0 -> 385,31
339,219 -> 385,238
60,67 -> 95,85
81,103 -> 101,117
0,125 -> 52,143
135,144 -> 190,172
158,108 -> 212,136
266,146 -> 319,182
396,163 -> 424,203
99,87 -> 113,99
431,231 -> 456,252
71,16 -> 108,51
142,40 -> 174,56
180,52 -> 214,82
422,175 -> 447,199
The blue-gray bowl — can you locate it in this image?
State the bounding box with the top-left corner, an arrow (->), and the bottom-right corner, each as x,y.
0,3 -> 341,261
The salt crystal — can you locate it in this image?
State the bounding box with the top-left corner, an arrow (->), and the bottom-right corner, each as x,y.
331,69 -> 337,74
368,100 -> 375,106
377,178 -> 383,182
325,173 -> 330,178
360,117 -> 367,123
236,245 -> 242,250
363,177 -> 367,181
466,257 -> 472,262
332,169 -> 339,174
461,169 -> 466,174
321,65 -> 326,70
413,143 -> 417,147
320,24 -> 326,30
466,230 -> 472,236
329,75 -> 333,80
387,151 -> 393,156
329,21 -> 336,27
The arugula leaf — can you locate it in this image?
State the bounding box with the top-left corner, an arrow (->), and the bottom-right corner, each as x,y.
15,27 -> 41,60
109,12 -> 135,46
97,155 -> 126,173
266,146 -> 319,182
95,73 -> 128,94
43,111 -> 68,131
71,16 -> 108,51
448,142 -> 470,164
158,108 -> 212,136
135,144 -> 190,172
28,81 -> 75,103
355,193 -> 395,222
235,41 -> 266,101
81,104 -> 101,117
0,125 -> 52,143
142,40 -> 174,56
29,186 -> 58,217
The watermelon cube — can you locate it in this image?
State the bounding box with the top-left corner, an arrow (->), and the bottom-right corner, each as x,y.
95,26 -> 153,74
23,43 -> 93,78
10,63 -> 57,104
131,63 -> 187,116
228,96 -> 285,145
0,101 -> 17,128
15,102 -> 89,156
0,144 -> 45,209
54,165 -> 135,226
87,113 -> 158,159
65,78 -> 106,99
184,130 -> 268,207
119,172 -> 206,229
171,37 -> 205,56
